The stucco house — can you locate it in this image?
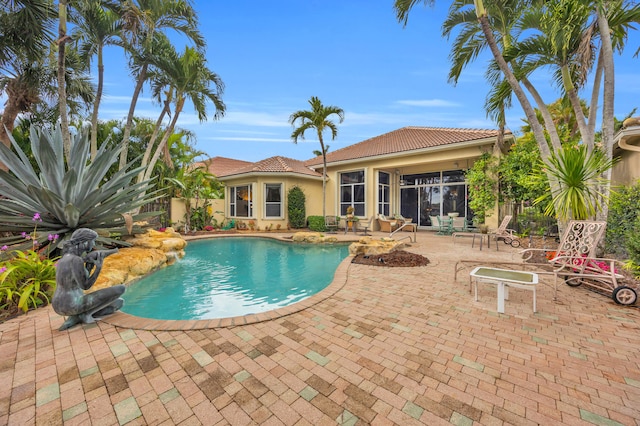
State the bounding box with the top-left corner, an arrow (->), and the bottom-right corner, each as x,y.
612,117 -> 640,186
200,126 -> 513,232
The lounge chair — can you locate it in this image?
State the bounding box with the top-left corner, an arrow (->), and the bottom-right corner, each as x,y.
491,215 -> 520,247
377,214 -> 398,232
455,220 -> 637,305
325,215 -> 339,233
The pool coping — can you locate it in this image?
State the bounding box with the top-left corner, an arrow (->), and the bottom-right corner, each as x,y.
100,233 -> 355,330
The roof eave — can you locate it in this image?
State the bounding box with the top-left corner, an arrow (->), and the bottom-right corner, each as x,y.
307,135 -> 508,170
614,126 -> 640,152
218,171 -> 323,181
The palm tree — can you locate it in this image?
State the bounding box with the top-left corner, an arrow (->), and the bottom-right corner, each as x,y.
141,46 -> 225,182
396,0 -> 639,224
535,145 -> 616,220
71,0 -> 121,159
116,0 -> 205,171
289,97 -> 344,218
0,0 -> 56,151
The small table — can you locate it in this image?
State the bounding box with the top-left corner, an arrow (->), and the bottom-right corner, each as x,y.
470,267 -> 539,313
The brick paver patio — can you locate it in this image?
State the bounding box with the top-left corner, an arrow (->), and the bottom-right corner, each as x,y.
1,231 -> 640,425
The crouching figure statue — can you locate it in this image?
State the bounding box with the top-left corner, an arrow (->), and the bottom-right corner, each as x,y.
52,228 -> 125,331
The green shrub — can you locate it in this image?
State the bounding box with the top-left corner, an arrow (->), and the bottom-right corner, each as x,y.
1,249 -> 58,314
307,216 -> 326,231
287,186 -> 306,228
606,181 -> 640,257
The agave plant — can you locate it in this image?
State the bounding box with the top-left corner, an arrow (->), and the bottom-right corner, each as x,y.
0,125 -> 161,251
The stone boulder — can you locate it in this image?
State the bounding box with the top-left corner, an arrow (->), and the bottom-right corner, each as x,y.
291,232 -> 339,243
348,236 -> 407,256
92,227 -> 187,291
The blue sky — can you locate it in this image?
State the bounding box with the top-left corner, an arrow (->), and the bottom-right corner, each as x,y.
96,1 -> 640,163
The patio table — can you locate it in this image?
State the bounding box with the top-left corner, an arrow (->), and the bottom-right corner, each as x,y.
470,266 -> 539,313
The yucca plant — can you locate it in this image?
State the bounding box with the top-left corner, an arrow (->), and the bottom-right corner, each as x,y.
0,125 -> 161,251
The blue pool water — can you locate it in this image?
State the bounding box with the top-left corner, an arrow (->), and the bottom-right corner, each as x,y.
121,238 -> 350,320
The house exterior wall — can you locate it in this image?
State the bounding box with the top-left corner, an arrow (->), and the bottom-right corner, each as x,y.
223,175 -> 323,230
170,198 -> 225,230
612,148 -> 640,186
321,143 -> 499,230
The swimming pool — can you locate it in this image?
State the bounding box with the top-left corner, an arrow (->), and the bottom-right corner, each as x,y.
121,237 -> 350,320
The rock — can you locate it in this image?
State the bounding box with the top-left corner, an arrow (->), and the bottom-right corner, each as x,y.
291,232 -> 339,243
348,237 -> 407,256
92,227 -> 186,291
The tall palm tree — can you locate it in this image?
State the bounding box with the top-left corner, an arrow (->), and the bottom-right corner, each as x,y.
141,46 -> 225,182
289,97 -> 344,218
0,0 -> 56,150
71,0 -> 121,159
116,0 -> 205,171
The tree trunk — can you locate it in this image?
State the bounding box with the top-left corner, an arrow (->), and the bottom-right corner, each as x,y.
561,65 -> 594,151
596,5 -> 615,223
57,0 -> 71,159
90,44 -> 105,160
136,99 -> 170,184
143,98 -> 184,182
318,134 -> 327,218
119,63 -> 148,170
587,52 -> 603,138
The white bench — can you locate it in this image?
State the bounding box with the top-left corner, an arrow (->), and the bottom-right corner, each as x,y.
470,266 -> 539,313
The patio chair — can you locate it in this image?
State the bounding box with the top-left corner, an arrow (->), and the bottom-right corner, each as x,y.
356,216 -> 374,235
325,215 -> 339,233
455,220 -> 637,305
435,216 -> 453,235
491,215 -> 520,247
377,214 -> 399,232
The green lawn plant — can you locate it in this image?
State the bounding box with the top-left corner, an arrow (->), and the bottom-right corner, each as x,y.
0,214 -> 58,316
0,125 -> 160,251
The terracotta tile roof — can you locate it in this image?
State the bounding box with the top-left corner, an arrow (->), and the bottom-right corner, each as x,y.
195,156 -> 253,177
218,156 -> 322,178
304,126 -> 507,167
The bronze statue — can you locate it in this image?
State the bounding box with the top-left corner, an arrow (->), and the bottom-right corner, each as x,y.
52,228 -> 125,331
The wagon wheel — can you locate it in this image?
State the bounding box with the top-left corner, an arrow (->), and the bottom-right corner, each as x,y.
564,276 -> 582,287
503,238 -> 511,244
612,286 -> 638,305
510,239 -> 521,248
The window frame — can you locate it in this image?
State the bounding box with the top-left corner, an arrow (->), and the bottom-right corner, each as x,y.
264,183 -> 283,218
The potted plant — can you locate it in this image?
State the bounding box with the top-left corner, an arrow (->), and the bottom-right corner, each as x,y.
345,206 -> 357,227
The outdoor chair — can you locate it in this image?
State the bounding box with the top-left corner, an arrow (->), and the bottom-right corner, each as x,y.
435,216 -> 453,235
325,215 -> 339,233
377,215 -> 399,232
455,220 -> 637,305
491,215 -> 521,247
357,216 -> 374,235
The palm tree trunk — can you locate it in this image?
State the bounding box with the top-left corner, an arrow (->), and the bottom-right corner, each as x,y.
319,135 -> 327,218
136,100 -> 170,184
596,5 -> 615,223
561,65 -> 594,151
119,63 -> 148,170
144,99 -> 184,182
90,44 -> 105,160
57,0 -> 71,158
587,53 -> 603,138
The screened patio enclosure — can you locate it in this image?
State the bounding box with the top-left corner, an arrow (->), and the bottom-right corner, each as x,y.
399,170 -> 471,227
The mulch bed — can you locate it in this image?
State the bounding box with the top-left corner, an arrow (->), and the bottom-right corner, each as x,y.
351,250 -> 429,267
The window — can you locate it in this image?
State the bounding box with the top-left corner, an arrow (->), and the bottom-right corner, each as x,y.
340,171 -> 365,216
229,185 -> 252,217
264,183 -> 282,218
378,172 -> 390,216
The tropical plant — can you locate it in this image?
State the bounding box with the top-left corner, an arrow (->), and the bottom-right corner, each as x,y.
116,0 -> 205,170
606,180 -> 640,257
165,165 -> 222,232
287,186 -> 306,229
0,125 -> 160,251
141,45 -> 225,181
533,145 -> 616,220
465,152 -> 498,224
0,212 -> 59,315
71,0 -> 122,159
395,0 -> 640,225
289,96 -> 344,218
